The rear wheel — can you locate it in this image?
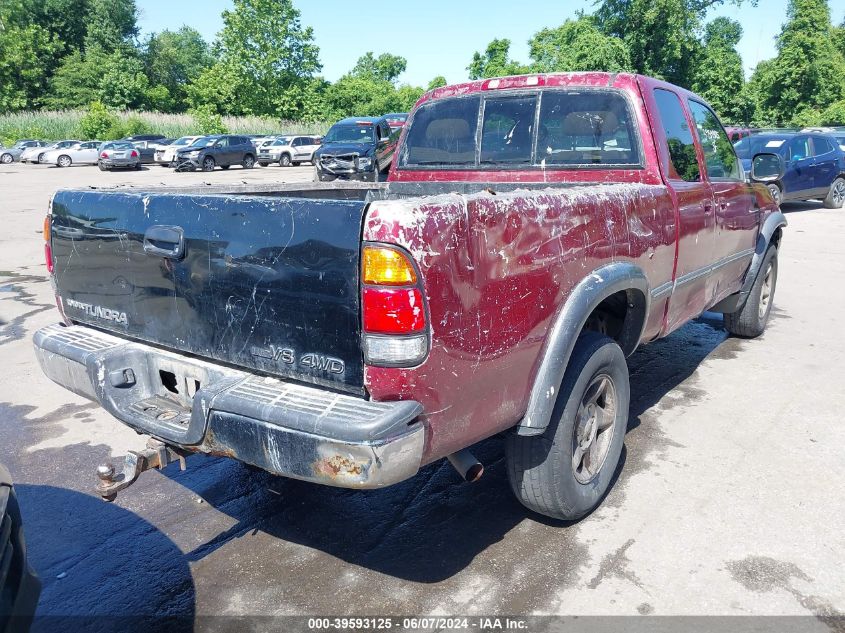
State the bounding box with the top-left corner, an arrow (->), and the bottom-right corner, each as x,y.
57,155 -> 72,168
1,153 -> 12,164
242,154 -> 255,169
506,331 -> 629,521
280,153 -> 291,167
98,161 -> 107,171
823,177 -> 845,209
202,156 -> 215,172
767,183 -> 782,207
724,245 -> 778,338
134,162 -> 142,170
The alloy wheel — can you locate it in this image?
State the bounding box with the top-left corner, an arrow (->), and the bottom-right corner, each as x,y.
572,374 -> 617,484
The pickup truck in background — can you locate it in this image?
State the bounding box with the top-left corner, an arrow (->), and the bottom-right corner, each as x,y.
313,116 -> 399,182
34,72 -> 786,520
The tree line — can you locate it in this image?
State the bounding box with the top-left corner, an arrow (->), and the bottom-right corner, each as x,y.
1,0 -> 844,126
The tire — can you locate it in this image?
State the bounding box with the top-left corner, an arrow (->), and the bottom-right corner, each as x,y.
767,183 -> 782,207
202,156 -> 215,172
258,162 -> 269,167
36,152 -> 45,163
98,161 -> 107,171
823,177 -> 845,209
134,162 -> 142,170
242,154 -> 255,169
279,153 -> 291,167
723,245 -> 778,338
506,331 -> 629,521
57,155 -> 72,168
1,153 -> 12,164
292,161 -> 301,167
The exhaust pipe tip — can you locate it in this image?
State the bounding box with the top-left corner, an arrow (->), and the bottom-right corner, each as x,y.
447,449 -> 484,483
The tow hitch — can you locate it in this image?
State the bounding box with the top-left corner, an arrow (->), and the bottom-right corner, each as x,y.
96,437 -> 188,502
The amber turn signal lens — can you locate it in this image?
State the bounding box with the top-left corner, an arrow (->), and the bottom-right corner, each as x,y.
362,246 -> 417,286
43,215 -> 51,242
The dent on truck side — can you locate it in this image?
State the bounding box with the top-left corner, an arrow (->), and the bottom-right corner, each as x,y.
362,182 -> 674,463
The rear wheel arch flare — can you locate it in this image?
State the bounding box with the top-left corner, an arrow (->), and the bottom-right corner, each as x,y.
517,262 -> 650,437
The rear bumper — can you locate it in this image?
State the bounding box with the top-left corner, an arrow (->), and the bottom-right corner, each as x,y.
33,324 -> 425,489
100,158 -> 138,169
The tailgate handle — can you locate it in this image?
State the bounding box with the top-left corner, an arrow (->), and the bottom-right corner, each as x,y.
143,225 -> 185,259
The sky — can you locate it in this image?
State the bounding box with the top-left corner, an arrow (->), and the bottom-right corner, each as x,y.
135,0 -> 844,88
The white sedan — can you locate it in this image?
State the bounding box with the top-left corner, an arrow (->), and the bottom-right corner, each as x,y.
42,141 -> 104,167
154,136 -> 203,166
20,140 -> 80,164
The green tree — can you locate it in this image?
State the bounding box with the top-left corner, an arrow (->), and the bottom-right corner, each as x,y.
143,27 -> 213,111
99,51 -> 149,109
82,0 -> 138,53
208,0 -> 322,117
594,0 -> 757,86
351,52 -> 407,83
427,75 -> 447,90
79,100 -> 120,139
467,38 -> 529,80
750,0 -> 845,125
691,17 -> 748,122
185,62 -> 248,115
190,104 -> 228,134
528,16 -> 632,73
45,50 -> 104,108
0,22 -> 61,110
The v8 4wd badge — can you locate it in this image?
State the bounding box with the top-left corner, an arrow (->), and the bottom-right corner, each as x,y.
249,345 -> 345,375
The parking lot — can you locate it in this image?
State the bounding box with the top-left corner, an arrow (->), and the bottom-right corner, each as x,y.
1,161 -> 844,628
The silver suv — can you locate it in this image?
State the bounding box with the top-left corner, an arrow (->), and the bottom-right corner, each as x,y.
257,135 -> 321,167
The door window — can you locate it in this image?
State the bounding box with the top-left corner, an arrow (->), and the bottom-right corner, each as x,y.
216,137 -> 230,148
812,136 -> 835,156
653,89 -> 700,182
688,100 -> 741,181
786,136 -> 810,161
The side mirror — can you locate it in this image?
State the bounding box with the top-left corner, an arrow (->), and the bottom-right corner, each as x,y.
750,152 -> 785,182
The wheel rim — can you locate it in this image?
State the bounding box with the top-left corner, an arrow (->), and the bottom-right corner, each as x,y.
758,262 -> 774,319
59,156 -> 70,167
832,180 -> 845,207
1,154 -> 11,163
572,374 -> 617,484
281,155 -> 290,166
244,157 -> 254,168
768,185 -> 781,206
203,158 -> 214,170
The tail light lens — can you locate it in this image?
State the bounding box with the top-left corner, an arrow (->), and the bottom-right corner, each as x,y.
100,152 -> 108,158
361,245 -> 428,367
43,214 -> 53,274
130,150 -> 138,158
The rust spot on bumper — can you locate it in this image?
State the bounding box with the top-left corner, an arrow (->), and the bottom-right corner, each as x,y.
313,454 -> 366,479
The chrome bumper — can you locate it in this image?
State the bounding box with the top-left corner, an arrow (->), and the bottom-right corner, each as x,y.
33,324 -> 425,489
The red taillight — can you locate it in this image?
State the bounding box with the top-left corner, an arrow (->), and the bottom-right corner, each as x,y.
130,150 -> 138,158
363,287 -> 425,334
101,151 -> 108,158
44,243 -> 53,274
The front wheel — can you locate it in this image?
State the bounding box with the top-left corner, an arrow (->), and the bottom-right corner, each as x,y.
202,156 -> 215,172
724,245 -> 778,338
823,177 -> 845,209
767,183 -> 782,207
279,153 -> 291,167
506,331 -> 629,521
57,155 -> 72,168
0,153 -> 13,164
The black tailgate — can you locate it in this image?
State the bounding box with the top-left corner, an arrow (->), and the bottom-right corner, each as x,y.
50,190 -> 367,393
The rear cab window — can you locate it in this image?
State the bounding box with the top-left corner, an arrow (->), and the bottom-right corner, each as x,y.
399,89 -> 641,169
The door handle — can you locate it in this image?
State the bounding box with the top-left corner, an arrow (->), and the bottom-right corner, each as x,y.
703,200 -> 713,213
143,225 -> 185,259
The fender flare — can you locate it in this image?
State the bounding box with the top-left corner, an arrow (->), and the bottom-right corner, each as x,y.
737,211 -> 787,304
517,262 -> 650,436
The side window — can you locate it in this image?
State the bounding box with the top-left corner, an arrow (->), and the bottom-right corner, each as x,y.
480,95 -> 537,165
688,100 -> 740,181
653,89 -> 700,182
812,136 -> 835,156
786,136 -> 810,161
217,137 -> 229,148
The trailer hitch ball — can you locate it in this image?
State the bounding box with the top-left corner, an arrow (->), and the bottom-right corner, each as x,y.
95,438 -> 187,502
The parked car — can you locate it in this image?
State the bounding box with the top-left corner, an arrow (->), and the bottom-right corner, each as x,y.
97,141 -> 141,171
0,463 -> 41,633
21,140 -> 79,164
36,72 -> 787,522
154,136 -> 202,166
257,135 -> 321,166
122,134 -> 166,143
251,135 -> 279,149
384,113 -> 408,129
725,126 -> 751,143
42,141 -> 104,167
173,135 -> 256,172
130,139 -> 172,164
733,132 -> 845,207
313,116 -> 399,181
0,140 -> 46,164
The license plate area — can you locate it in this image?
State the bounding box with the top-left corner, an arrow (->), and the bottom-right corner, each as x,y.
129,395 -> 191,432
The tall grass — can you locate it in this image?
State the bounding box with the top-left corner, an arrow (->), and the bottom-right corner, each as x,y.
0,109 -> 332,145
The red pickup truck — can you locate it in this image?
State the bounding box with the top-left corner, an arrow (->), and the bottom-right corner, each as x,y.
34,73 -> 785,520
